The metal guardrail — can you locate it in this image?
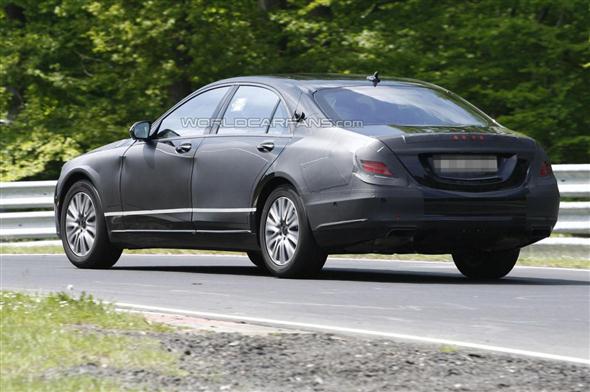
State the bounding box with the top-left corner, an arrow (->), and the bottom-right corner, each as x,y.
552,164 -> 590,198
0,180 -> 56,210
1,165 -> 589,240
0,180 -> 56,239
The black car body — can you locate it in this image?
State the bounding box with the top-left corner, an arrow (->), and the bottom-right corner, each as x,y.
55,75 -> 560,278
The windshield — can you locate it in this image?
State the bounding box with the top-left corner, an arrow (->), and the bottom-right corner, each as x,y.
314,85 -> 490,127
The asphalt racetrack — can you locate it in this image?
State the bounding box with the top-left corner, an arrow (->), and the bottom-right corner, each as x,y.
1,253 -> 588,364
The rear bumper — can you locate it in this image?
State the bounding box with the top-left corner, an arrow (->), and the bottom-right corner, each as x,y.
306,180 -> 559,254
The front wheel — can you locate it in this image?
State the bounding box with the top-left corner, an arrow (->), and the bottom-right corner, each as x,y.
259,186 -> 327,278
60,180 -> 122,269
452,249 -> 520,280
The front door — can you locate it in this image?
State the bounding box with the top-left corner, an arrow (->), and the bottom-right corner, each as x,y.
120,86 -> 232,231
192,85 -> 292,232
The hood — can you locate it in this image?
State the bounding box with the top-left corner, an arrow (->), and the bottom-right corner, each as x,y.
86,139 -> 133,155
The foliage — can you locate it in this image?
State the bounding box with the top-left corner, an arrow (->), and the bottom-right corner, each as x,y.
1,0 -> 589,180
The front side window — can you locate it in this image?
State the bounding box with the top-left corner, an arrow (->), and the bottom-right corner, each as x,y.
218,86 -> 280,135
158,86 -> 231,138
314,85 -> 490,128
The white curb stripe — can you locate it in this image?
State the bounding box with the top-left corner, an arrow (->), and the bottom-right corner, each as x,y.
115,302 -> 590,366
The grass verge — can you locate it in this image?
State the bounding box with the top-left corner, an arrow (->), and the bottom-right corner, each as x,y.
0,291 -> 180,391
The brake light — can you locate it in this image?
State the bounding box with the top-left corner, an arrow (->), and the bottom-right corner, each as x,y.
451,135 -> 485,141
360,160 -> 393,177
540,161 -> 552,177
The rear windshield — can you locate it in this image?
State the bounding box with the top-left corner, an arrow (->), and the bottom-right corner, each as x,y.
314,85 -> 489,127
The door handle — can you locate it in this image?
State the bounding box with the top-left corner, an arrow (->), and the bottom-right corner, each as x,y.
175,143 -> 192,153
257,141 -> 275,152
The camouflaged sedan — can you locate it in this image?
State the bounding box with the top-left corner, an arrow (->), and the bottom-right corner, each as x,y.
55,74 -> 560,279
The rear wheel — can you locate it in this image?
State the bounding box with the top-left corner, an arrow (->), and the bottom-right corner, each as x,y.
452,249 -> 520,280
259,186 -> 327,278
61,181 -> 122,269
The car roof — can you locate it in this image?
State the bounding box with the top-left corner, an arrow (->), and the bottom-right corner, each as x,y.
209,74 -> 443,94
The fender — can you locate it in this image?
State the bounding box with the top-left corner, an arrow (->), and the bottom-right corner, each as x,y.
55,166 -> 103,237
55,140 -> 129,235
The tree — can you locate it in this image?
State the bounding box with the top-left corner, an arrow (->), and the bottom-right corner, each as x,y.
1,0 -> 588,181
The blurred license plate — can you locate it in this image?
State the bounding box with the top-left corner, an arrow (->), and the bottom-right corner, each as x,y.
433,155 -> 497,174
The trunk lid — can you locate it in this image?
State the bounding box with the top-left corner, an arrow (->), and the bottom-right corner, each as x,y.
376,127 -> 536,192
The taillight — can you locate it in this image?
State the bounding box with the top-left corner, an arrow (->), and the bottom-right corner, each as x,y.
360,160 -> 393,177
540,161 -> 552,177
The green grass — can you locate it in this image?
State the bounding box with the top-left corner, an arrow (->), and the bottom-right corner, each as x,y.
516,256 -> 589,269
0,291 -> 179,391
0,244 -> 243,256
438,344 -> 458,353
344,253 -> 589,269
1,244 -> 587,269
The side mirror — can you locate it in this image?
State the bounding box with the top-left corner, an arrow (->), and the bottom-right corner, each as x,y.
129,121 -> 151,140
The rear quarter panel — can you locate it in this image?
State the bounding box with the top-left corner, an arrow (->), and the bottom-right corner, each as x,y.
267,126 -> 378,228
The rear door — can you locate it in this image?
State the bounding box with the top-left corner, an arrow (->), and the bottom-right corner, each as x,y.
119,86 -> 231,231
192,85 -> 292,232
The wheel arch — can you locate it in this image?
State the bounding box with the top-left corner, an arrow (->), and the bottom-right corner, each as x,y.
56,169 -> 101,233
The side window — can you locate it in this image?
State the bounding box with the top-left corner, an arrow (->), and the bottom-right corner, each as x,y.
158,86 -> 230,138
218,86 -> 280,135
268,103 -> 290,135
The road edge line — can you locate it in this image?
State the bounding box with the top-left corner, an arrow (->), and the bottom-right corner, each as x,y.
115,301 -> 590,366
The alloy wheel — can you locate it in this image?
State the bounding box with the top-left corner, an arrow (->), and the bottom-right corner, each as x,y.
264,197 -> 299,266
65,192 -> 97,257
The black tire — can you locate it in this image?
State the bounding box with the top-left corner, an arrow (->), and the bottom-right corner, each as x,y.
60,180 -> 122,269
452,248 -> 520,280
259,186 -> 327,278
246,251 -> 269,272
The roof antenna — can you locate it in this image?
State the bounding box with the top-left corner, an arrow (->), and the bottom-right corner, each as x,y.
367,71 -> 380,87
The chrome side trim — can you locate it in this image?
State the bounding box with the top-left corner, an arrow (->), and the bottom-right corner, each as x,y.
194,208 -> 255,213
105,208 -> 192,217
196,229 -> 251,234
111,229 -> 195,233
104,207 -> 255,217
110,229 -> 251,234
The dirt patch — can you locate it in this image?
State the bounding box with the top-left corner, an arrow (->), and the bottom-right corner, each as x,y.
142,311 -> 306,335
48,328 -> 589,391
